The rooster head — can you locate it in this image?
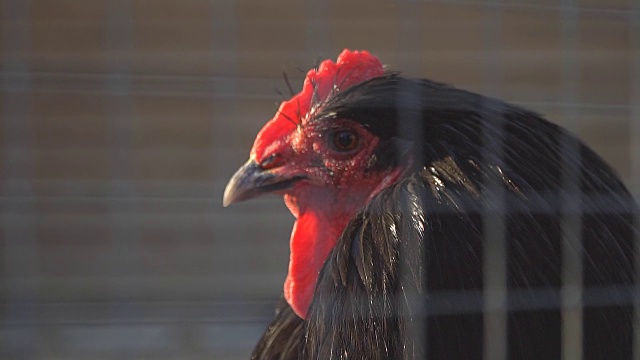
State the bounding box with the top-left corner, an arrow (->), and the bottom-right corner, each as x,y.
223,50 -> 409,318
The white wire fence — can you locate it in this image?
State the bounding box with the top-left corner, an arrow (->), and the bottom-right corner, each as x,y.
1,0 -> 639,359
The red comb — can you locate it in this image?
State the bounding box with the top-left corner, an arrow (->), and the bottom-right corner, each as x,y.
251,49 -> 385,162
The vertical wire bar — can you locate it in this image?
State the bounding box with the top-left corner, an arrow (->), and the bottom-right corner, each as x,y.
559,2 -> 583,360
629,2 -> 640,359
105,0 -> 138,323
1,0 -> 36,357
631,4 -> 640,198
306,0 -> 331,58
481,2 -> 508,360
396,2 -> 426,358
211,0 -> 238,178
211,1 -> 238,356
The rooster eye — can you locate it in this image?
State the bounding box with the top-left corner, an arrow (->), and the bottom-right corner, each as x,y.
330,130 -> 360,152
259,153 -> 284,169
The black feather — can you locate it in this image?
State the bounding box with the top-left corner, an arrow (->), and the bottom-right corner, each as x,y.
250,298 -> 304,360
251,74 -> 638,359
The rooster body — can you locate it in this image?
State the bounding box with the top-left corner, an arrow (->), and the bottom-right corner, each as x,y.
224,51 -> 637,359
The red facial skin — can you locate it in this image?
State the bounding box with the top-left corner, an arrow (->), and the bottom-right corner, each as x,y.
249,50 -> 404,319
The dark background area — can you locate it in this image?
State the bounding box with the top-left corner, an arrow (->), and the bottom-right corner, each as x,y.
1,0 -> 639,359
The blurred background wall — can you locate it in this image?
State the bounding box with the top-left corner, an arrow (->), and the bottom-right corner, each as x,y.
1,0 -> 638,359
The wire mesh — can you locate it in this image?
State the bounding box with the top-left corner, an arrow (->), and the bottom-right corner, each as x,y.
1,0 -> 638,359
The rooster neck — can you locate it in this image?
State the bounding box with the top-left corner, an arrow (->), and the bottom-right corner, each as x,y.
282,167 -> 407,319
283,186 -> 360,319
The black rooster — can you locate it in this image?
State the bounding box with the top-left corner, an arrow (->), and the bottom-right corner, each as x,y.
224,50 -> 637,359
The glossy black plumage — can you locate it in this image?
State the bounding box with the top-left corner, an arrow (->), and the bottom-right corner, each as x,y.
251,74 -> 638,359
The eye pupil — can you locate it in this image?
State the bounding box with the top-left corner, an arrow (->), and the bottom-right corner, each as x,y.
332,130 -> 359,152
338,133 -> 354,147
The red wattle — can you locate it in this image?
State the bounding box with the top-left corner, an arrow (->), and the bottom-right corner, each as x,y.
284,210 -> 349,319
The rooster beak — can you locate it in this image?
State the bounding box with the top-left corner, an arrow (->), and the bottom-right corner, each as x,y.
223,159 -> 304,207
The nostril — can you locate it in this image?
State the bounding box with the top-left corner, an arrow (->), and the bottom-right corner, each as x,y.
259,153 -> 285,170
